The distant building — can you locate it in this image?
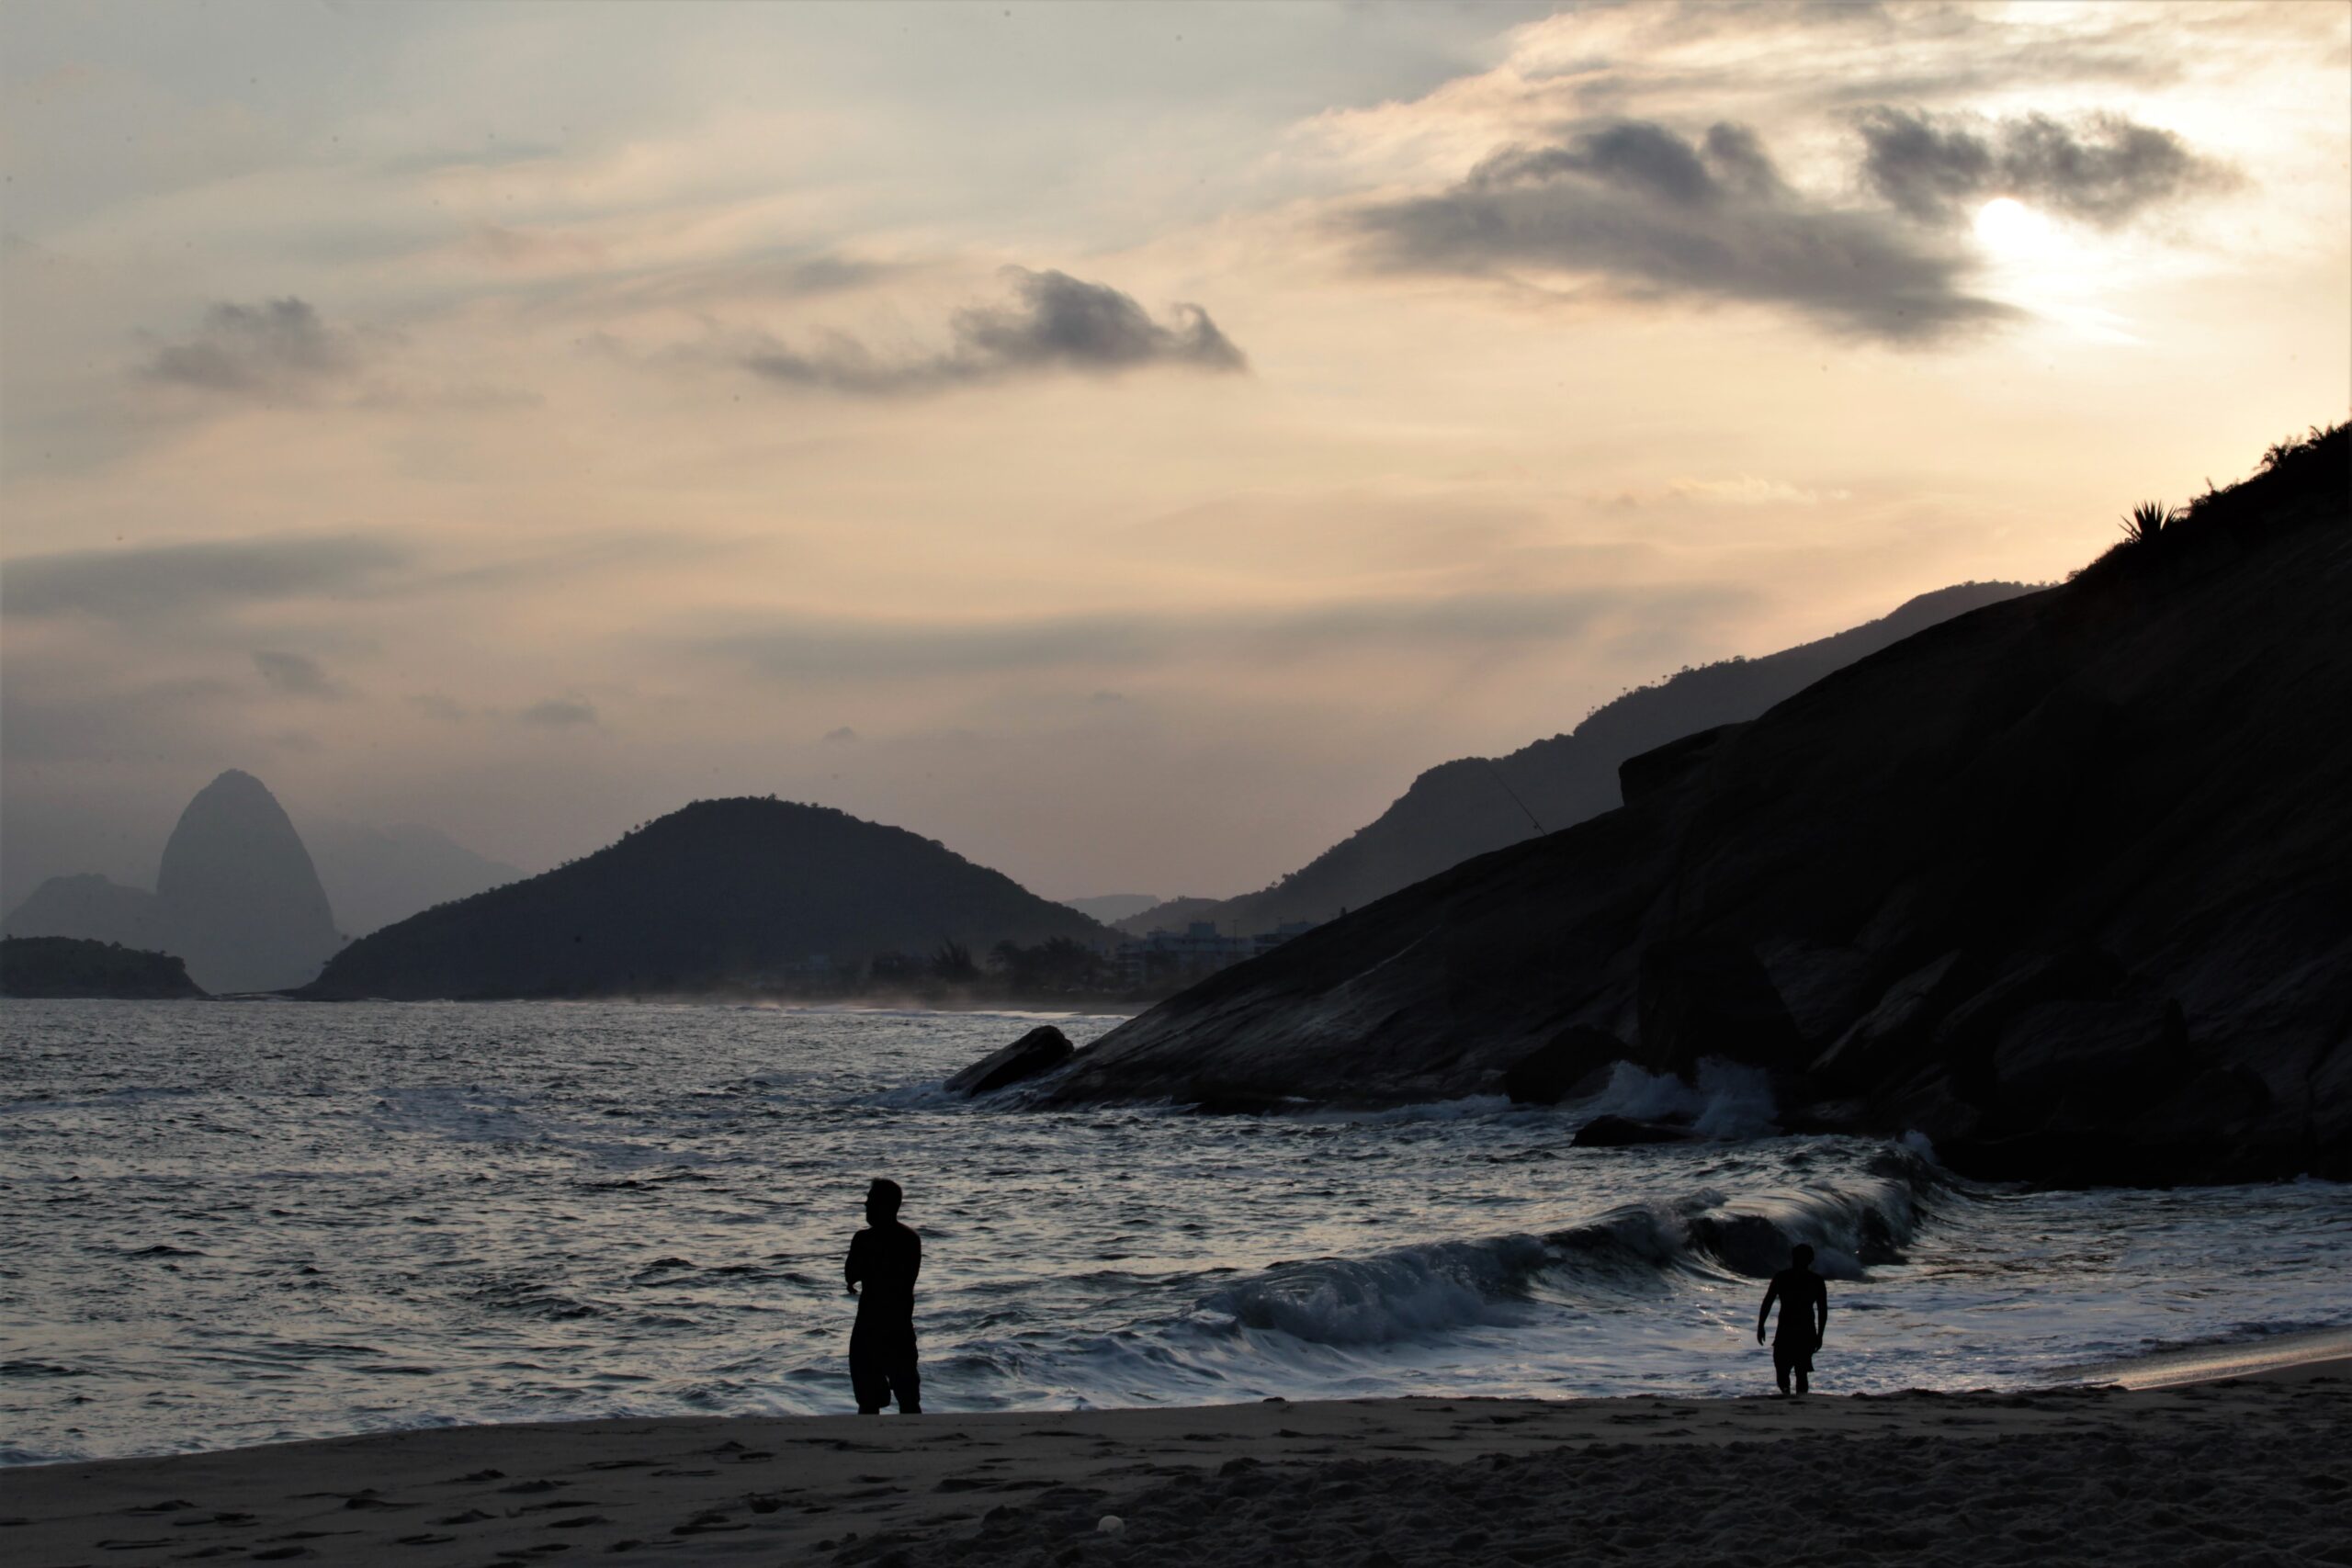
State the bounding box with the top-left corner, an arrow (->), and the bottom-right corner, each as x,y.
1116,919 -> 1316,988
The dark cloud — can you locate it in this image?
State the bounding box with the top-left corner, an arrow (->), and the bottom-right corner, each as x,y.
253,650 -> 345,699
821,726 -> 859,743
695,583 -> 1747,682
1857,107 -> 2232,226
1351,119 -> 2009,344
143,298 -> 363,396
517,697 -> 597,728
741,268 -> 1248,395
1,536 -> 410,623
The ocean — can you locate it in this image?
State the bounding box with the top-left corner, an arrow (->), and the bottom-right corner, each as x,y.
3,1001 -> 2346,1465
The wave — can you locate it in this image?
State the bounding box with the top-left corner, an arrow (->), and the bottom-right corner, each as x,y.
1569,1058 -> 1781,1140
1193,1143 -> 1948,1348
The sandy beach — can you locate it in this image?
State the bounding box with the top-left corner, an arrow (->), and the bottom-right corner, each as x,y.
6,1349 -> 2346,1567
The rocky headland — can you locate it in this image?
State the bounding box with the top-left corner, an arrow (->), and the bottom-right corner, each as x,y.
1117,580 -> 2034,938
0,935 -> 208,998
1042,427 -> 2352,1184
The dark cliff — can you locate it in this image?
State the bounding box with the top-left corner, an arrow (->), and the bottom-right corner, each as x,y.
1050,427 -> 2352,1184
299,796 -> 1111,999
1118,581 -> 2033,937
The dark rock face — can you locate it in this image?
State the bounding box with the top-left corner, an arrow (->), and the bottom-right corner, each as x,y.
1573,1114 -> 1699,1147
299,797 -> 1111,1000
1049,430 -> 2352,1184
945,1025 -> 1076,1096
1501,1026 -> 1626,1105
154,771 -> 342,993
1,772 -> 341,994
1114,581 -> 2035,938
0,936 -> 207,998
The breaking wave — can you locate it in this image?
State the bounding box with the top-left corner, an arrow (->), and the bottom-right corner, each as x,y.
1196,1144 -> 1945,1348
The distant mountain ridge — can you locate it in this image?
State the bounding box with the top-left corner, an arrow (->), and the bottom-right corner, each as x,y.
3,770 -> 341,993
300,818 -> 525,938
300,796 -> 1114,999
1119,581 -> 2036,937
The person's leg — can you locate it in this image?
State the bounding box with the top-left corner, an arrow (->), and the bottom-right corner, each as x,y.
1793,1363 -> 1809,1395
892,1348 -> 922,1415
849,1329 -> 888,1415
1773,1344 -> 1792,1395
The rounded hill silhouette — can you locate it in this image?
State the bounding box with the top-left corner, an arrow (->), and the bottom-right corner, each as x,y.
300,796 -> 1110,999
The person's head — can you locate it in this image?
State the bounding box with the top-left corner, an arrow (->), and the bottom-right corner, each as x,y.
1791,1243 -> 1815,1269
865,1178 -> 904,1224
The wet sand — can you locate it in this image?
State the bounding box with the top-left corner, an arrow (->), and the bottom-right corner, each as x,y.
5,1358 -> 2345,1566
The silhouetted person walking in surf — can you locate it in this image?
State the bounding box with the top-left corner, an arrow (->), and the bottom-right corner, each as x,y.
1757,1243 -> 1828,1395
845,1177 -> 922,1414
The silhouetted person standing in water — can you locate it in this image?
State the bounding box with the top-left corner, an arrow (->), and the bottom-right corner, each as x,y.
1757,1243 -> 1828,1395
845,1178 -> 922,1414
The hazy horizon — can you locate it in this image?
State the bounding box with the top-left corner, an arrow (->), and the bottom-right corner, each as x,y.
6,1 -> 2346,908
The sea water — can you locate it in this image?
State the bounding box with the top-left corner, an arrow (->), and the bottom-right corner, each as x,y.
2,1001 -> 2346,1465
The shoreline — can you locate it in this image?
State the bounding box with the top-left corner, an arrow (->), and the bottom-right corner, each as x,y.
6,1346 -> 2345,1566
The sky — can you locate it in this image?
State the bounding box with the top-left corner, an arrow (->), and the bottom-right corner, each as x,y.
3,0 -> 2346,908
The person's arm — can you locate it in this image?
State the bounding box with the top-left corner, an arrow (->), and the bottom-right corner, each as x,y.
1814,1279 -> 1828,1345
845,1232 -> 865,1295
1757,1276 -> 1780,1343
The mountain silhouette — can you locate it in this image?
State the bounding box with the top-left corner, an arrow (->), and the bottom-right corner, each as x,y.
1117,581 -> 2033,937
1049,426 -> 2352,1185
153,770 -> 342,992
299,795 -> 1113,999
300,818 -> 525,938
0,936 -> 207,998
1,873 -> 175,953
2,770 -> 341,993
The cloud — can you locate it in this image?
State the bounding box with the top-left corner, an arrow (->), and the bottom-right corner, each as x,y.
1666,476 -> 1845,506
1,536 -> 410,623
1856,107 -> 2233,227
695,583 -> 1748,682
740,268 -> 1248,394
821,726 -> 859,743
253,650 -> 346,699
1350,118 -> 2010,344
517,697 -> 597,728
141,298 -> 364,396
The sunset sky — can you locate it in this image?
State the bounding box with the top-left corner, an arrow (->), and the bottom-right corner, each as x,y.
4,0 -> 2346,908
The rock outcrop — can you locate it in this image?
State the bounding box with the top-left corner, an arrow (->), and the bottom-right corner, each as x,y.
945,1025 -> 1076,1096
1046,427 -> 2352,1185
0,936 -> 208,998
298,797 -> 1112,1000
